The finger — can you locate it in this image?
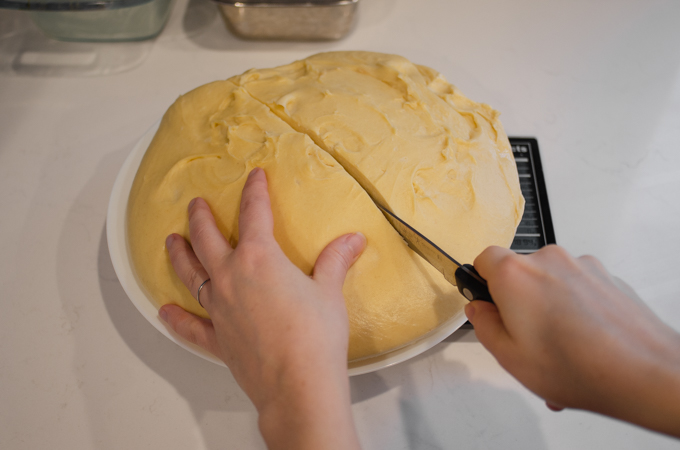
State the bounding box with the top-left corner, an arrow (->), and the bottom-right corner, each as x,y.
473,245 -> 517,280
465,300 -> 512,356
530,245 -> 577,274
238,168 -> 275,244
159,304 -> 220,357
577,254 -> 606,272
166,233 -> 212,309
188,197 -> 232,273
610,275 -> 648,307
577,254 -> 613,283
313,233 -> 366,292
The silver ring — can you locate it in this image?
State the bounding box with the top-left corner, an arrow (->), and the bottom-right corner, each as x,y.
197,278 -> 210,308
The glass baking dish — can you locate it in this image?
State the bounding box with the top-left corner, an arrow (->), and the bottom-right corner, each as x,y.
0,0 -> 173,42
213,0 -> 359,41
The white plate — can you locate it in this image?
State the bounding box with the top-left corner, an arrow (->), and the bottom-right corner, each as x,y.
107,121 -> 469,376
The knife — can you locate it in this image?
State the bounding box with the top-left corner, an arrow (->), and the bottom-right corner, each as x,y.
376,204 -> 494,303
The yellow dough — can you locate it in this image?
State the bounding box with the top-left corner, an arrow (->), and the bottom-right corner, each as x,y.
127,52 -> 524,362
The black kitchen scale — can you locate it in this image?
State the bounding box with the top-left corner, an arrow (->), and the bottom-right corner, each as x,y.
509,137 -> 556,252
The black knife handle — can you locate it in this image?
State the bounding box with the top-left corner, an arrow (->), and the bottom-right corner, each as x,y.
454,264 -> 493,303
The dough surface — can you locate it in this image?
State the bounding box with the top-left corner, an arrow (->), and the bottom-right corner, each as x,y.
127,52 -> 524,361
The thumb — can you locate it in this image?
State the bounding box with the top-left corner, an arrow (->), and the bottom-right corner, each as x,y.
465,300 -> 511,356
159,304 -> 220,357
313,232 -> 367,291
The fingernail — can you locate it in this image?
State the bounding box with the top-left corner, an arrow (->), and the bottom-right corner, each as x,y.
159,307 -> 168,322
346,232 -> 367,254
165,234 -> 175,249
546,401 -> 565,412
248,167 -> 261,179
464,302 -> 476,321
188,198 -> 197,210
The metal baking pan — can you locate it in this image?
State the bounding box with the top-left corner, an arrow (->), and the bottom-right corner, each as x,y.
213,0 -> 359,41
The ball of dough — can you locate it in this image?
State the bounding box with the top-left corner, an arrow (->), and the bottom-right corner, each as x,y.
127,51 -> 524,361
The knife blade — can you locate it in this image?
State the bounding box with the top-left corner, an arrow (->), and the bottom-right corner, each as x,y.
376,203 -> 493,303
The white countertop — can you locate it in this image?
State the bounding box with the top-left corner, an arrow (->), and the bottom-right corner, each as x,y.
1,0 -> 679,448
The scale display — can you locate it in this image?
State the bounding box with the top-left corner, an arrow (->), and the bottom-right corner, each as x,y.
509,138 -> 556,253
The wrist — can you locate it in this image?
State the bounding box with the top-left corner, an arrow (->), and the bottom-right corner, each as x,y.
631,328 -> 680,437
256,363 -> 360,450
590,326 -> 680,437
